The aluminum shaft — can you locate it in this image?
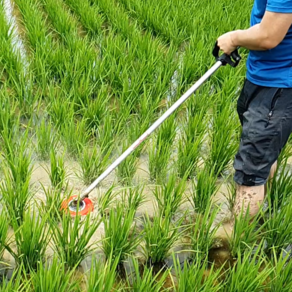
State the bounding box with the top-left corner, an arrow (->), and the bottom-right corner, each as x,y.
79,61 -> 223,201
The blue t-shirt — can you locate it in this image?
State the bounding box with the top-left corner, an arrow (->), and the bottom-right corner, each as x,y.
246,0 -> 292,88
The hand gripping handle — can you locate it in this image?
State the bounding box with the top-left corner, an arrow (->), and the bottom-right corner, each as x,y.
212,41 -> 241,67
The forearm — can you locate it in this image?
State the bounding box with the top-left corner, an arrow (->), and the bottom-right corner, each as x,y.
232,24 -> 275,51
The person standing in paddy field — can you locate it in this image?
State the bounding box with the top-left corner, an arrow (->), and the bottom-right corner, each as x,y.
216,0 -> 292,236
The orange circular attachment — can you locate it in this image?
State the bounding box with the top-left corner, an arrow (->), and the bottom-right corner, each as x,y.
61,195 -> 94,216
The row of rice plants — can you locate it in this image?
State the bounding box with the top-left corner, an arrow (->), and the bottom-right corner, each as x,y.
1,0 -> 292,290
0,0 -> 25,90
0,199 -> 292,291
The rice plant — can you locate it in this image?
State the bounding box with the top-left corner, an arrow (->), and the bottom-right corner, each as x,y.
223,242 -> 273,292
190,202 -> 220,259
229,206 -> 265,258
206,101 -> 239,177
46,149 -> 66,189
97,186 -> 118,217
177,101 -> 207,179
116,140 -> 139,186
41,184 -> 71,220
173,253 -> 223,291
9,208 -> 51,271
191,165 -> 220,214
1,129 -> 32,188
152,172 -> 187,218
1,130 -> 33,225
30,257 -> 80,292
263,195 -> 292,257
0,94 -> 18,134
35,118 -> 57,160
0,211 -> 9,259
120,185 -> 146,213
102,204 -> 140,265
223,179 -> 237,213
61,118 -> 91,158
148,115 -> 176,182
0,170 -> 32,226
125,257 -> 171,291
142,213 -> 185,266
267,157 -> 292,210
0,265 -> 30,292
270,249 -> 292,292
86,255 -> 121,292
78,141 -> 112,185
50,211 -> 101,268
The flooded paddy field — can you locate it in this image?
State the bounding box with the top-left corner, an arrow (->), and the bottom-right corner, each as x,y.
0,0 -> 292,291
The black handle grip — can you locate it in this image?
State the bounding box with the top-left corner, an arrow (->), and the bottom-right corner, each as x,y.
213,41 -> 241,67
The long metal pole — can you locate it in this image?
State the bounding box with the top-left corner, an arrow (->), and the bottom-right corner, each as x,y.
78,61 -> 223,201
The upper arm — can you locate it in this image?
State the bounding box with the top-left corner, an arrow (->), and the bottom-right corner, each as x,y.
260,1 -> 292,49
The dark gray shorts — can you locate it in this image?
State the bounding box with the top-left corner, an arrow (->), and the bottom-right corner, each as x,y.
234,79 -> 292,186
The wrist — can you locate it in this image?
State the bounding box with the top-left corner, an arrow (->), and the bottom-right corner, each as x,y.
230,30 -> 241,47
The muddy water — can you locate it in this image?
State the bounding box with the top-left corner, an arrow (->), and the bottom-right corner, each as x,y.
0,151 -> 231,282
3,0 -> 29,74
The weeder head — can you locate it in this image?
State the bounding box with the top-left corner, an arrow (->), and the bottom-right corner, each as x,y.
60,195 -> 94,216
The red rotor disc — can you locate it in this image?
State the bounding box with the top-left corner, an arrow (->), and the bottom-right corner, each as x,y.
60,195 -> 94,216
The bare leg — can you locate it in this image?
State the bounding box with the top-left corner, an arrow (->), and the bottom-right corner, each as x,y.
216,162 -> 277,240
233,184 -> 265,217
268,160 -> 277,186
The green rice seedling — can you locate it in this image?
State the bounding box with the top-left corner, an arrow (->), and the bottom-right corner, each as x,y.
61,117 -> 91,158
47,90 -> 75,129
0,211 -> 9,259
120,185 -> 146,213
0,171 -> 32,226
63,0 -> 104,39
116,141 -> 139,186
148,115 -> 176,182
177,104 -> 206,179
206,101 -> 239,177
267,157 -> 292,209
35,118 -> 58,160
270,249 -> 292,292
102,204 -> 140,265
190,202 -> 220,259
78,141 -> 112,185
152,172 -> 187,218
82,94 -> 110,133
223,179 -> 237,213
223,242 -> 273,292
41,183 -> 72,220
1,130 -> 33,225
97,113 -> 120,152
263,195 -> 292,257
30,257 -> 79,292
9,208 -> 51,271
0,93 -> 18,134
0,265 -> 30,292
1,128 -> 32,188
142,213 -> 185,266
229,206 -> 265,258
173,253 -> 223,292
86,255 -> 121,292
40,0 -> 78,41
46,148 -> 66,189
97,186 -> 117,217
191,165 -> 220,214
50,210 -> 101,269
14,76 -> 39,119
125,257 -> 171,292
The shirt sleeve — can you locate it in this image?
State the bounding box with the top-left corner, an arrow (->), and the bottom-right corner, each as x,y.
266,0 -> 292,13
